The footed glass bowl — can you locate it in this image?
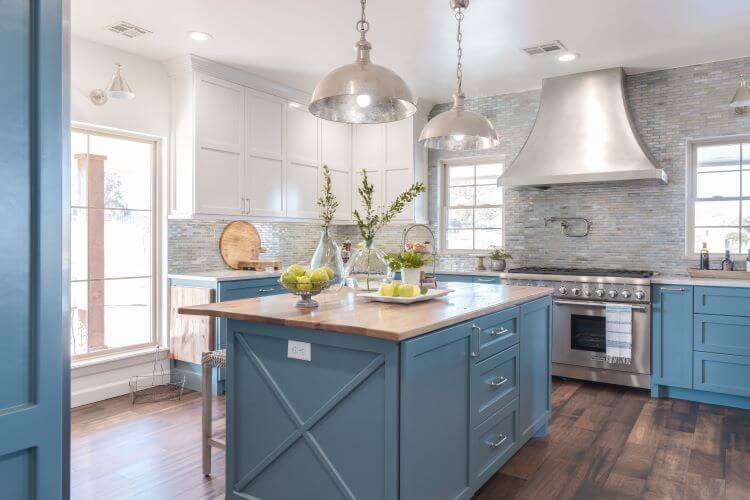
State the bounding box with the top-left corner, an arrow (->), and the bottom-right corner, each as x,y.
279,279 -> 331,308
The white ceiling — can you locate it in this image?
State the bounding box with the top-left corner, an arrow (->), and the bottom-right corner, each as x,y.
71,0 -> 750,102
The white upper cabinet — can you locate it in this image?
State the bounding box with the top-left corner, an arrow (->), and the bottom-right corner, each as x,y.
321,120 -> 352,221
193,74 -> 244,215
166,55 -> 427,223
245,89 -> 285,217
286,104 -> 320,219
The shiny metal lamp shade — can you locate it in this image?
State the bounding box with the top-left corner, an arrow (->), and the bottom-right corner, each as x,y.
730,75 -> 750,114
419,94 -> 499,151
309,39 -> 416,124
107,63 -> 134,100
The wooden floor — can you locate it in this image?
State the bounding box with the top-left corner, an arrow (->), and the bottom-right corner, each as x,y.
71,379 -> 750,500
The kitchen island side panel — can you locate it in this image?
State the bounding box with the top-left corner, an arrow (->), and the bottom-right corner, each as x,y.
225,321 -> 399,500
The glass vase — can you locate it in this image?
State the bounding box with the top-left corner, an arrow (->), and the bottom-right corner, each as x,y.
344,239 -> 388,291
310,228 -> 345,292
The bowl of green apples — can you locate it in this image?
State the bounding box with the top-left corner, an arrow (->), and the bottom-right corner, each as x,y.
279,264 -> 334,308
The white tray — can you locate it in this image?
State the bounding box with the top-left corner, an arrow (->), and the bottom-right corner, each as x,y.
357,288 -> 453,304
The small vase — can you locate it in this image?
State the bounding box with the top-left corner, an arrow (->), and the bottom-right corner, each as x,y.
310,228 -> 345,292
491,259 -> 506,272
401,267 -> 423,285
344,239 -> 388,291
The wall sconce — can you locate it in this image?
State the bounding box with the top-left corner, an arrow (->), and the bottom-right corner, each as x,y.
730,74 -> 750,115
89,63 -> 135,106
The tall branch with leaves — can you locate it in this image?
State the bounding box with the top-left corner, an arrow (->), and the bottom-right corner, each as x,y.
317,165 -> 339,230
352,169 -> 426,242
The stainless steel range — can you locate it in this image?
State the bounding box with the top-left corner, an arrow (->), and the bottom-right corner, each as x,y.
504,267 -> 653,389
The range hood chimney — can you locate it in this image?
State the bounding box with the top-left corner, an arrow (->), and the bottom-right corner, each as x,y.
498,67 -> 667,188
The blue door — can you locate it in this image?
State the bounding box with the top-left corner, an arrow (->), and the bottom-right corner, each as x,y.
0,1 -> 69,498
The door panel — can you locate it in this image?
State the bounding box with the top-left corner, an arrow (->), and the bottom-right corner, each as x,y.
195,147 -> 243,214
384,167 -> 414,221
0,0 -> 68,497
652,285 -> 694,388
286,162 -> 319,218
245,90 -> 285,217
195,74 -> 243,152
246,156 -> 284,216
321,121 -> 352,221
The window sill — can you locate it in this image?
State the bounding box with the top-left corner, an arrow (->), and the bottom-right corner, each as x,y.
72,346 -> 166,373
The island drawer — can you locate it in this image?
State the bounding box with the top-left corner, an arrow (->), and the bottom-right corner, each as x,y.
471,399 -> 518,486
471,307 -> 519,362
694,314 -> 750,357
694,286 -> 750,317
219,279 -> 286,301
471,345 -> 519,427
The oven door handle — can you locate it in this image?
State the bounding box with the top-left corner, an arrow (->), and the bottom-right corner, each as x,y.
553,299 -> 648,312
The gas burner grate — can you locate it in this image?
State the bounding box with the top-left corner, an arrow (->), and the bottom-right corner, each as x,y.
507,267 -> 654,279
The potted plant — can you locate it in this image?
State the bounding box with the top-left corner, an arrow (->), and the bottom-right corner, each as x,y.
488,246 -> 511,272
310,165 -> 344,291
385,251 -> 432,285
346,170 -> 425,290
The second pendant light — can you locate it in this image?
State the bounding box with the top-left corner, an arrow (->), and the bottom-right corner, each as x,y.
420,0 -> 499,151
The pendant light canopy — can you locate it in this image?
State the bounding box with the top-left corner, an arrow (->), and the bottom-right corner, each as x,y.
309,0 -> 416,124
419,0 -> 499,151
730,74 -> 750,115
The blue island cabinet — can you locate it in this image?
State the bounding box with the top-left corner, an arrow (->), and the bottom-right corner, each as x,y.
225,295 -> 551,499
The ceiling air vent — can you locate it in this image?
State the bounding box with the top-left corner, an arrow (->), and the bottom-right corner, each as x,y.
106,21 -> 151,39
521,40 -> 567,57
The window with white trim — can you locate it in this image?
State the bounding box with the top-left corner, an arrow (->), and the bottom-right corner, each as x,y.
688,140 -> 750,255
441,161 -> 504,252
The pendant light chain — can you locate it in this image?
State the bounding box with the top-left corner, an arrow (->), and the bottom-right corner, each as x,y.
357,0 -> 370,38
455,6 -> 465,96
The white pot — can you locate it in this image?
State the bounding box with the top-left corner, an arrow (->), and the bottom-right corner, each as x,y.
401,267 -> 423,285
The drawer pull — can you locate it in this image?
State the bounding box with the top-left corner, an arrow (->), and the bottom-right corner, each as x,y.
471,324 -> 481,358
258,288 -> 277,293
476,278 -> 495,283
660,287 -> 686,292
488,376 -> 508,388
487,435 -> 508,449
490,327 -> 510,337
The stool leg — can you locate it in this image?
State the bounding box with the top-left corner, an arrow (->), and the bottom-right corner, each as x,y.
202,362 -> 212,476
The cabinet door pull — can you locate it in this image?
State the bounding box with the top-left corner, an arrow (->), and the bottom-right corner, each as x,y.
471,324 -> 481,358
257,288 -> 276,293
487,434 -> 508,448
488,376 -> 508,388
490,327 -> 510,337
660,287 -> 686,292
476,277 -> 495,283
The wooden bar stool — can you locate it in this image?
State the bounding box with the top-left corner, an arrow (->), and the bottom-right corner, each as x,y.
201,349 -> 226,476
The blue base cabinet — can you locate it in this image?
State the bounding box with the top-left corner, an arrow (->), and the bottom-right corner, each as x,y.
652,284 -> 750,410
226,295 -> 552,499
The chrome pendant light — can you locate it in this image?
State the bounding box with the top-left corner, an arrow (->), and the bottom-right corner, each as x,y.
419,0 -> 499,151
89,63 -> 135,106
309,0 -> 416,124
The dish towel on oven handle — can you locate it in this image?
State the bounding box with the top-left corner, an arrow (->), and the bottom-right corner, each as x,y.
605,303 -> 632,365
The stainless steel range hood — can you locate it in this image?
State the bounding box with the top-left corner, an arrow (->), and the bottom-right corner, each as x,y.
498,68 -> 667,188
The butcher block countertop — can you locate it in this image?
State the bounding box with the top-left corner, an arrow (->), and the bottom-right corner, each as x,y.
179,283 -> 552,341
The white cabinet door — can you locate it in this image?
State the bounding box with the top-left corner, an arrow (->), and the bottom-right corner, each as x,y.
321,120 -> 352,221
245,89 -> 285,217
194,74 -> 244,215
286,104 -> 319,219
352,124 -> 385,216
385,117 -> 415,221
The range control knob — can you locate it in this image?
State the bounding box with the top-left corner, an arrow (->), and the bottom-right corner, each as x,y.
558,286 -> 568,295
620,290 -> 632,299
583,289 -> 592,297
571,287 -> 581,296
608,290 -> 619,299
595,289 -> 606,298
634,290 -> 646,301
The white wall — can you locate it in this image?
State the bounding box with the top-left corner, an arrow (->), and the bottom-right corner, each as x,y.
70,36 -> 171,407
71,35 -> 170,137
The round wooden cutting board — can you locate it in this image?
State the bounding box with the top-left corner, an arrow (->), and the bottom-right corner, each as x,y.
219,221 -> 262,269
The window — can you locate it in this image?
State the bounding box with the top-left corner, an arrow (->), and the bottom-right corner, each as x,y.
70,128 -> 159,357
688,140 -> 750,255
441,160 -> 504,252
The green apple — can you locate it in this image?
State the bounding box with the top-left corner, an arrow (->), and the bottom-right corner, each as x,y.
287,264 -> 307,277
280,272 -> 297,285
310,268 -> 329,284
296,276 -> 312,291
379,283 -> 395,297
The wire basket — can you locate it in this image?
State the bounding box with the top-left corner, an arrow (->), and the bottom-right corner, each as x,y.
128,347 -> 186,405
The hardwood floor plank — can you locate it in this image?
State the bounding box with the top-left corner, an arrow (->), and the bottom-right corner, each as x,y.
647,428 -> 694,484
683,472 -> 725,500
687,412 -> 725,479
725,449 -> 750,500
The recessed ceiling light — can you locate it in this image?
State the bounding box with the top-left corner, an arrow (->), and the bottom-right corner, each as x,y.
188,31 -> 212,42
558,52 -> 578,62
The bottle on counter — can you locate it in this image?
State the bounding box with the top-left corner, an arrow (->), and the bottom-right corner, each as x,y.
700,242 -> 710,270
721,240 -> 734,271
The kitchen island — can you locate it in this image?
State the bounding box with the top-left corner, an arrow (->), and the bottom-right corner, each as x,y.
180,283 -> 553,500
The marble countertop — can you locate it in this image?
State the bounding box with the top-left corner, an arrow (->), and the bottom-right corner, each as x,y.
651,275 -> 750,288
168,270 -> 281,282
178,284 -> 552,341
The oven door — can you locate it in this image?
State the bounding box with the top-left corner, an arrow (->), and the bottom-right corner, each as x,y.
552,299 -> 650,375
